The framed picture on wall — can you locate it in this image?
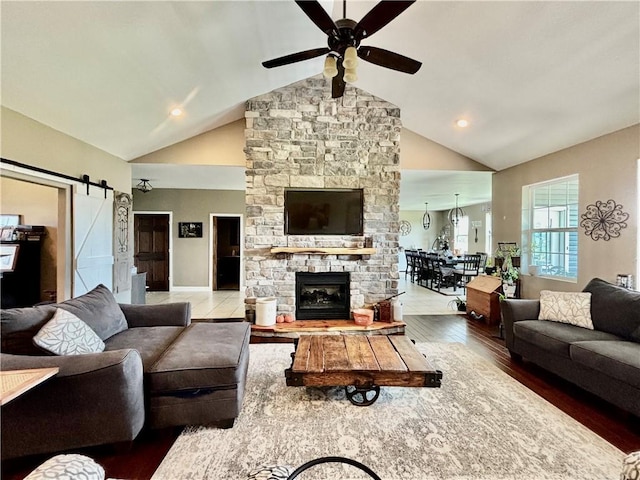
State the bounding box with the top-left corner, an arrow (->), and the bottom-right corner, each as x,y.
0,244 -> 20,272
0,228 -> 14,241
178,222 -> 203,238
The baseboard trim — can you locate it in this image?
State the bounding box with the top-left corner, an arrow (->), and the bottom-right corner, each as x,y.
170,286 -> 211,292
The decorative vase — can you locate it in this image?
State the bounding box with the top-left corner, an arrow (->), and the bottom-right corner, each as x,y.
502,283 -> 516,298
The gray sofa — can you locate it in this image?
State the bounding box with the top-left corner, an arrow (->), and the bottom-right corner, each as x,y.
1,284 -> 251,460
501,277 -> 640,418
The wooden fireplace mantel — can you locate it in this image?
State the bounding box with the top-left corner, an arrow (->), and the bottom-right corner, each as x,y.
251,320 -> 406,340
270,247 -> 376,255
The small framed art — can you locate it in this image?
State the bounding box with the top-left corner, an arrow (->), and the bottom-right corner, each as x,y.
0,244 -> 20,272
178,222 -> 203,238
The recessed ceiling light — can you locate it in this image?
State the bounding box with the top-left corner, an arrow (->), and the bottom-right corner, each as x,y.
456,119 -> 469,128
170,107 -> 183,117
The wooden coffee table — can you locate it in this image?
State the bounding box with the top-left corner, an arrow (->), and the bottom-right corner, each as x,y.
285,334 -> 442,406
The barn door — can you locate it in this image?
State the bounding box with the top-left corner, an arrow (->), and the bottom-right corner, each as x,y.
73,184 -> 114,296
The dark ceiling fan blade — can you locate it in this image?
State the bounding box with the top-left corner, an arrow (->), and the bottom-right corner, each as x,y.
354,1 -> 415,40
262,47 -> 330,68
294,0 -> 339,37
332,61 -> 346,98
358,46 -> 422,74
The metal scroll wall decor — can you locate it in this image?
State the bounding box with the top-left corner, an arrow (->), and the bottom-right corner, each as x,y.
113,192 -> 133,293
579,199 -> 628,241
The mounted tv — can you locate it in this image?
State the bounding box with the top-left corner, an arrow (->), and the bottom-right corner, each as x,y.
284,188 -> 364,235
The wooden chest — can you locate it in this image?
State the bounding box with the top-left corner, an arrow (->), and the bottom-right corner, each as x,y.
465,276 -> 502,325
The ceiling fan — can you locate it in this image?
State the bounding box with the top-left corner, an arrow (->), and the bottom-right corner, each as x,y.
262,0 -> 422,98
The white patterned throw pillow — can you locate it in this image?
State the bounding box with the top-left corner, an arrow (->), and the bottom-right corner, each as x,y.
33,308 -> 105,355
538,290 -> 594,330
24,454 -> 105,480
247,465 -> 293,480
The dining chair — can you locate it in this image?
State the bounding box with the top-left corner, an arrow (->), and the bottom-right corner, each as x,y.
476,252 -> 488,274
453,254 -> 482,292
432,258 -> 455,292
417,251 -> 429,287
404,250 -> 415,281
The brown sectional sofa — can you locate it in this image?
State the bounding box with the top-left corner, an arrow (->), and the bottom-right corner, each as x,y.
501,277 -> 640,418
1,284 -> 251,459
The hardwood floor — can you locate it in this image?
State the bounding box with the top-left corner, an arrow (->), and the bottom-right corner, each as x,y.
2,314 -> 639,479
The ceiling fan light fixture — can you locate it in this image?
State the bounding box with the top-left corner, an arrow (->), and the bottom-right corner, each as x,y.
323,55 -> 338,78
344,67 -> 358,83
136,179 -> 153,193
343,46 -> 358,69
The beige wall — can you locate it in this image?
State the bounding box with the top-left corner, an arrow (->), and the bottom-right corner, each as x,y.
131,119 -> 245,166
0,177 -> 58,301
1,107 -> 132,301
131,119 -> 492,174
401,128 -> 492,171
1,107 -> 131,192
492,124 -> 639,298
132,188 -> 245,287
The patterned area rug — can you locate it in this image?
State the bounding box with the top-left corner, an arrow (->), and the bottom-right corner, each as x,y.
151,343 -> 623,480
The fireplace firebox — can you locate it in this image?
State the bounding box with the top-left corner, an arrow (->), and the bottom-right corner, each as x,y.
295,272 -> 350,320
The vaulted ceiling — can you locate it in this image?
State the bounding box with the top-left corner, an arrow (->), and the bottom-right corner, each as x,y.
2,1 -> 638,209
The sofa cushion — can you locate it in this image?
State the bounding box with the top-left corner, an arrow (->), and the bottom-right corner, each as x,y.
57,284 -> 128,341
582,278 -> 640,341
538,290 -> 593,329
105,326 -> 185,371
33,308 -> 105,355
1,304 -> 56,355
513,320 -> 620,358
570,341 -> 640,389
148,322 -> 251,394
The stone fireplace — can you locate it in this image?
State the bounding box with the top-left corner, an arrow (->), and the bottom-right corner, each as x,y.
244,76 -> 401,316
296,272 -> 350,320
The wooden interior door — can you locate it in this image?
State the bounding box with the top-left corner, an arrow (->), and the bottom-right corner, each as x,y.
134,214 -> 169,291
212,216 -> 240,291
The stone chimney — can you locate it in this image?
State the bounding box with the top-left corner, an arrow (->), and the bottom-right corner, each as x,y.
244,76 -> 400,315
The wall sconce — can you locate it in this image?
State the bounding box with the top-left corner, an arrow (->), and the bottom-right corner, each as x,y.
471,220 -> 482,243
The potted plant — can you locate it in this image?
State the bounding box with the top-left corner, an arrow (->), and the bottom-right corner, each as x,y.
449,296 -> 467,312
501,266 -> 519,298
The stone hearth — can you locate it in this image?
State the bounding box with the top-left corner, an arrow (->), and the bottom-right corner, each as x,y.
244,76 -> 401,316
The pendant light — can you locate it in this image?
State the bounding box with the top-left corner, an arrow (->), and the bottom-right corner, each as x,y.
136,179 -> 153,193
422,202 -> 431,230
447,193 -> 465,227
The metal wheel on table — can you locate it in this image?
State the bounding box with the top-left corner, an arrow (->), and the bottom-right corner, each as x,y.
345,385 -> 380,406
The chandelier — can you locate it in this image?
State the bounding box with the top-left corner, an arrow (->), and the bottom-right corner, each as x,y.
422,202 -> 431,230
447,193 -> 465,227
136,179 -> 153,193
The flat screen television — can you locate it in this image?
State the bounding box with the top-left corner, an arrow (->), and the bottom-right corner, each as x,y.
284,188 -> 364,235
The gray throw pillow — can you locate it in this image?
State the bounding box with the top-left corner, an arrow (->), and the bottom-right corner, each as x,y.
56,284 -> 128,341
583,277 -> 640,341
33,308 -> 105,355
